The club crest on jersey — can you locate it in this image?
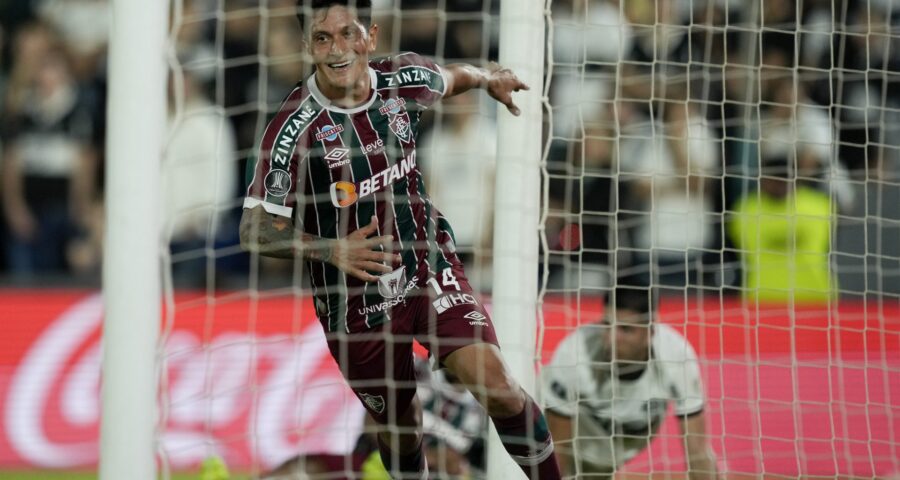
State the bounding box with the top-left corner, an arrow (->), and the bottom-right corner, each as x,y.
378,267 -> 407,299
315,124 -> 344,142
389,115 -> 411,143
378,97 -> 406,115
264,169 -> 291,197
314,297 -> 328,318
360,393 -> 386,414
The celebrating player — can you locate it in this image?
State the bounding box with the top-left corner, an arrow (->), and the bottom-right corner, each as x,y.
542,286 -> 718,479
239,0 -> 561,478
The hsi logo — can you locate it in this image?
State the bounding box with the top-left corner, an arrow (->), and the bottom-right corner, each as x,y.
432,293 -> 478,314
315,124 -> 344,142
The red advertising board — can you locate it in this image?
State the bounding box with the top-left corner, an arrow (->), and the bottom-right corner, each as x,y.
1,290 -> 898,475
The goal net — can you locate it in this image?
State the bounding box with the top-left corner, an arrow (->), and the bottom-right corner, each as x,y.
153,0 -> 900,478
541,0 -> 900,477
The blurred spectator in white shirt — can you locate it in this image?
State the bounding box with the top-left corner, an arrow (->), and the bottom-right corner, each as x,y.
418,91 -> 496,292
36,0 -> 109,80
618,101 -> 719,287
760,69 -> 853,212
549,0 -> 631,139
163,64 -> 238,287
1,45 -> 98,278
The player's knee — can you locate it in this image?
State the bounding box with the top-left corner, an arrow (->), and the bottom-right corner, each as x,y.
484,380 -> 526,418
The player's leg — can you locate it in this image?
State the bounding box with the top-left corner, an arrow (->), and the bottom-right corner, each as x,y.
324,326 -> 426,479
443,343 -> 562,480
376,393 -> 427,479
417,259 -> 561,479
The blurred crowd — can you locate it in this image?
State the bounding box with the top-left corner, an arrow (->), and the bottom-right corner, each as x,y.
543,0 -> 900,300
0,0 -> 898,298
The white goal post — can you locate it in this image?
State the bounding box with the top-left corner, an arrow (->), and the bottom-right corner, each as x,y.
100,1 -> 168,480
488,0 -> 546,477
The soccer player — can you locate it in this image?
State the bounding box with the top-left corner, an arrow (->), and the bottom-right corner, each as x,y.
542,286 -> 718,479
239,1 -> 561,478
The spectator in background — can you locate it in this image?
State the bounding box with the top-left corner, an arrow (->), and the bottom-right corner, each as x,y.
821,2 -> 900,179
549,0 -> 630,139
246,21 -> 306,109
163,61 -> 238,288
758,43 -> 853,212
618,100 -> 719,287
729,157 -> 835,302
418,91 -> 496,291
543,118 -> 619,291
35,0 -> 109,81
1,44 -> 98,278
3,22 -> 57,120
619,0 -> 690,106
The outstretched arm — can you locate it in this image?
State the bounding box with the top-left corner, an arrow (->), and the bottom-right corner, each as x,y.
679,412 -> 718,480
239,206 -> 400,282
442,62 -> 530,116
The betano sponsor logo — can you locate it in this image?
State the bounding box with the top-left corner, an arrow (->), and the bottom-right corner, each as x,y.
329,151 -> 417,208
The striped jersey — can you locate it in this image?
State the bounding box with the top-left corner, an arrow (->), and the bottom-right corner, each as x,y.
244,53 -> 459,333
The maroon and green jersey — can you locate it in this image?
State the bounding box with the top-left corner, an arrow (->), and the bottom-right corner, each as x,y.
244,53 -> 459,333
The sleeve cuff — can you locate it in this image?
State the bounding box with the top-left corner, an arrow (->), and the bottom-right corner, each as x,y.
676,407 -> 705,419
243,197 -> 293,218
437,64 -> 449,97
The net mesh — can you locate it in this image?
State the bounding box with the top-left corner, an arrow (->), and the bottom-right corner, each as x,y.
541,0 -> 900,477
157,0 -> 900,478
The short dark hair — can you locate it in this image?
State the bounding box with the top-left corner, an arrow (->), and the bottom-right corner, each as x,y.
604,286 -> 655,320
296,0 -> 372,32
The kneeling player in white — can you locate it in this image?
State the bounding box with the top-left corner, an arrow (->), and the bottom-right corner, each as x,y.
542,287 -> 718,479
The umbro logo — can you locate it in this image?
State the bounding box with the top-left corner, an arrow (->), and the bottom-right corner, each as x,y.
324,147 -> 351,168
464,311 -> 488,326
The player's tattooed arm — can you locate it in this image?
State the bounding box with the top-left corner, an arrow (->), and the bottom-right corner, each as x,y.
239,206 -> 331,260
239,207 -> 401,281
442,62 -> 529,116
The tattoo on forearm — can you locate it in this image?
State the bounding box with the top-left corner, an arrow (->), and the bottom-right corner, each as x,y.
239,206 -> 333,263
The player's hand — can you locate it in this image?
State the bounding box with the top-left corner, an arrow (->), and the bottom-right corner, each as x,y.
327,216 -> 401,282
485,62 -> 529,116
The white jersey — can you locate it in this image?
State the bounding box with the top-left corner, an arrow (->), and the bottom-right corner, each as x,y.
541,323 -> 704,470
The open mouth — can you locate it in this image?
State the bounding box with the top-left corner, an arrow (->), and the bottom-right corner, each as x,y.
328,60 -> 353,72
